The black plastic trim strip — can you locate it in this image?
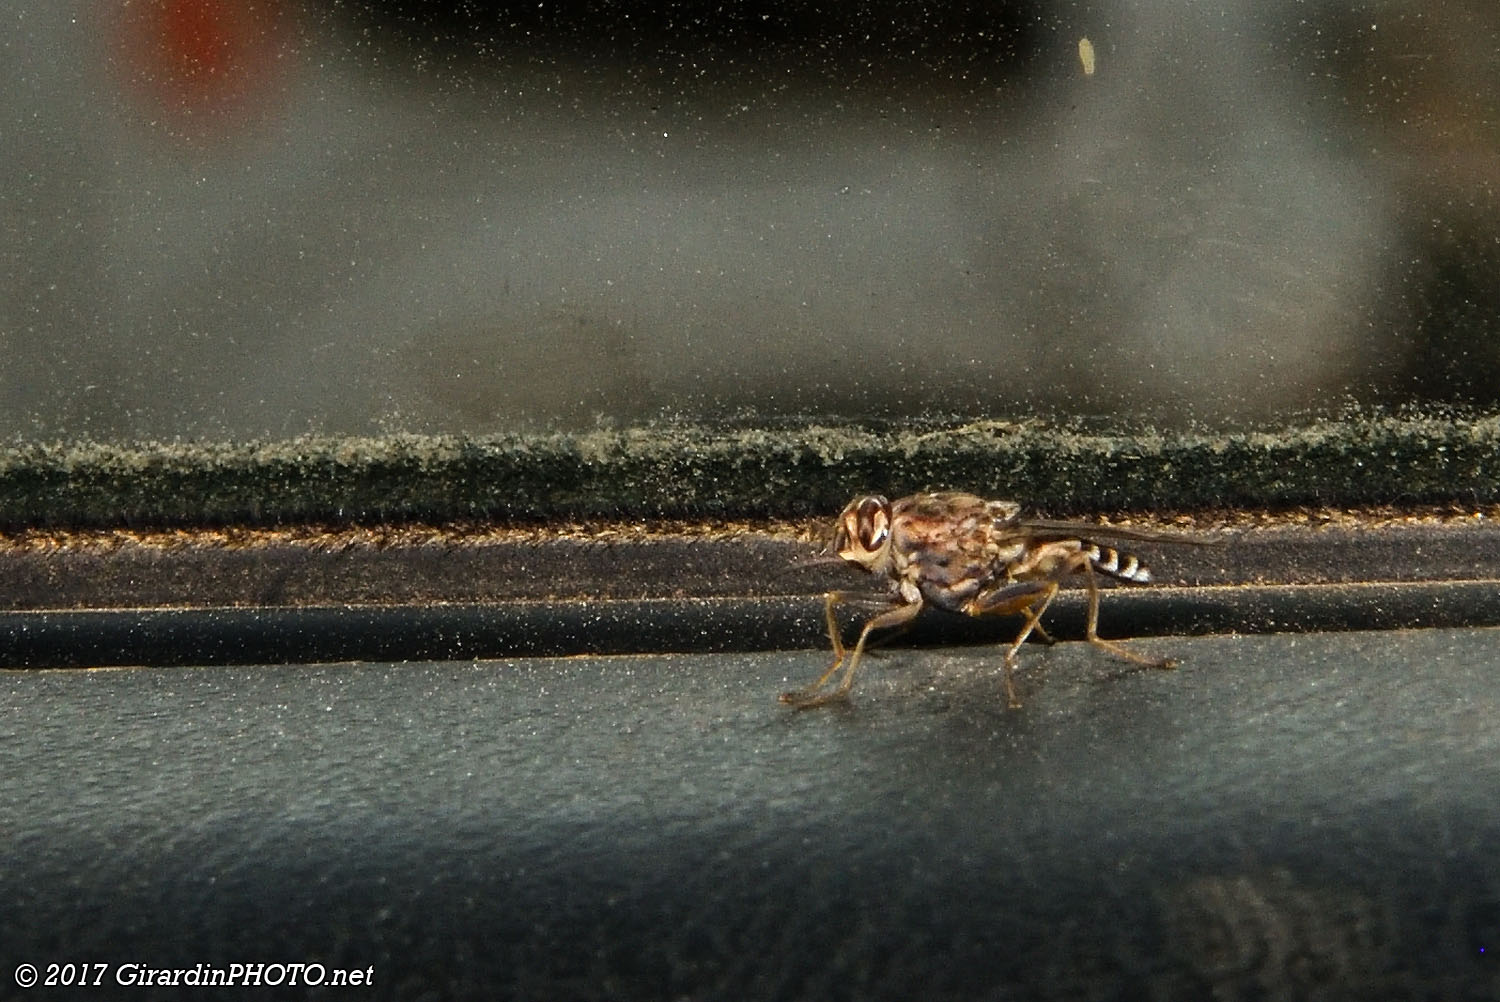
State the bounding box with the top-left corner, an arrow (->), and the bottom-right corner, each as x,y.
3,580 -> 1494,668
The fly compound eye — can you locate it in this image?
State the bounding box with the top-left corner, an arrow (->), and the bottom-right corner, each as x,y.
834,510 -> 857,552
857,496 -> 890,551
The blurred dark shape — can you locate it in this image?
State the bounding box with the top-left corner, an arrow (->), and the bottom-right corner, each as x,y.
323,0 -> 1047,90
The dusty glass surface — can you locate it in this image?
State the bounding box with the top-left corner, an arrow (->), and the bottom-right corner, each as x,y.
4,1 -> 1498,440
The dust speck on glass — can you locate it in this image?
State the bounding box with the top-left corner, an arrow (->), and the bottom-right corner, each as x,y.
5,0 -> 1498,440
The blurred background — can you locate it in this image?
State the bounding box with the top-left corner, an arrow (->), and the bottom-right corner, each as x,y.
4,0 -> 1498,440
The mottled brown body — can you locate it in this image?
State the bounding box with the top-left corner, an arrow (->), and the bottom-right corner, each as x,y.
782,492 -> 1196,709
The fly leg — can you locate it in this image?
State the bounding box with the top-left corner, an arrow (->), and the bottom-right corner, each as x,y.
1000,582 -> 1059,708
964,580 -> 1057,708
1029,619 -> 1059,646
1079,559 -> 1177,670
781,593 -> 922,709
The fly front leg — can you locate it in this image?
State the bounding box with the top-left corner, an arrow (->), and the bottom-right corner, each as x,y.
776,592 -> 853,703
780,594 -> 923,709
823,590 -> 851,665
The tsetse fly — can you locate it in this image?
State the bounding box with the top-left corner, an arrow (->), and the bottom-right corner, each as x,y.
782,491 -> 1205,709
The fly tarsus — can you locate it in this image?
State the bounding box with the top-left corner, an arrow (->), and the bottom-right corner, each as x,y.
781,593 -> 922,709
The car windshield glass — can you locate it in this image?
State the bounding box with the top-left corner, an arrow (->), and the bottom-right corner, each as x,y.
6,1 -> 1498,442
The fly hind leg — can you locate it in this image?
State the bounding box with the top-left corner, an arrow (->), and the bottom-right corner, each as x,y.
1079,559 -> 1176,671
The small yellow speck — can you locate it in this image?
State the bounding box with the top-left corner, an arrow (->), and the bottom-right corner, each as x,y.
1079,37 -> 1096,77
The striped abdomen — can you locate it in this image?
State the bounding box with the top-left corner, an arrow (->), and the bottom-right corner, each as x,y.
1084,543 -> 1151,583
